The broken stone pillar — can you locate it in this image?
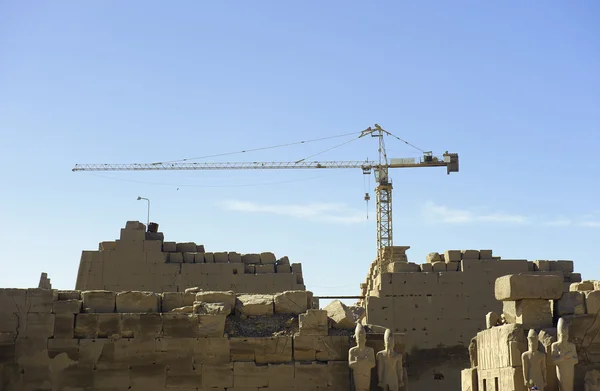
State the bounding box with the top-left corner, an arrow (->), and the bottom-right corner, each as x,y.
38,272 -> 52,289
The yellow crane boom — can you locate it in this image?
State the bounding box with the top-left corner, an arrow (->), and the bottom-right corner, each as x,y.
72,125 -> 459,266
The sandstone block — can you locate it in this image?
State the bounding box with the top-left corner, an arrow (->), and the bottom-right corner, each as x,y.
22,313 -> 54,338
26,288 -> 54,313
554,291 -> 586,316
462,250 -> 480,260
315,336 -> 348,361
120,228 -> 146,241
502,299 -> 553,329
100,241 -> 117,251
446,261 -> 460,271
234,362 -> 269,387
203,252 -> 214,263
274,291 -> 309,315
116,291 -> 160,313
533,260 -> 551,271
194,302 -> 232,315
82,290 -> 116,313
260,252 -> 277,264
479,249 -> 493,259
585,290 -> 600,314
168,252 -> 184,263
426,252 -> 441,263
195,291 -> 236,309
57,290 -> 81,301
432,261 -> 446,272
176,242 -> 197,252
162,292 -> 196,312
388,262 -> 420,273
125,221 -> 145,230
196,244 -> 205,252
444,250 -> 462,262
495,274 -> 563,301
568,272 -> 582,283
183,252 -> 196,263
276,256 -> 290,265
291,263 -> 302,274
294,335 -> 316,361
242,254 -> 260,264
549,260 -> 574,272
201,363 -> 233,388
197,314 -> 227,337
269,363 -> 295,388
236,295 -> 274,316
276,264 -> 291,273
256,264 -> 275,273
214,252 -> 229,263
162,242 -> 176,252
299,310 -> 328,336
53,299 -> 82,314
294,361 -> 328,387
324,300 -> 355,330
420,263 -> 433,272
255,336 -> 293,364
244,264 -> 255,274
229,252 -> 242,263
570,281 -> 594,291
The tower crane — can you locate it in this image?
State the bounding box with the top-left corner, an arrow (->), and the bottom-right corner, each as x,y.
73,125 -> 459,270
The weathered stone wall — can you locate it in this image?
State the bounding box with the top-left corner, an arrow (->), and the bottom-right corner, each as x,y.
461,277 -> 600,391
362,249 -> 579,351
0,288 -> 354,391
76,221 -> 305,294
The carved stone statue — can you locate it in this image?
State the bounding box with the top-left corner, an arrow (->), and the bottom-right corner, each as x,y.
585,369 -> 600,391
376,329 -> 403,391
348,323 -> 376,391
551,317 -> 578,391
522,329 -> 546,390
468,337 -> 478,368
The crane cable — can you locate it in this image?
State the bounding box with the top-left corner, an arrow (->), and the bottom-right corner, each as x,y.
386,131 -> 426,153
157,130 -> 363,164
294,136 -> 361,163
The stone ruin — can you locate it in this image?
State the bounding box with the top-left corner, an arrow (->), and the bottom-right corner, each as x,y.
0,221 -> 595,390
358,246 -> 581,390
76,221 -> 306,293
461,274 -> 600,391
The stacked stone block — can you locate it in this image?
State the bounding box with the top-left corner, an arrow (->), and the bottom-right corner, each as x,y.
0,288 -> 352,391
461,276 -> 600,391
76,221 -> 306,294
361,249 -> 580,351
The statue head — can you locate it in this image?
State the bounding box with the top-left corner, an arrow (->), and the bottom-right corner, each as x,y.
527,329 -> 539,351
354,323 -> 366,347
557,317 -> 569,341
384,328 -> 394,351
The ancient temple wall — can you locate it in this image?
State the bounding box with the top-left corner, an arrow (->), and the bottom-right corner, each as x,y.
362,250 -> 580,351
76,222 -> 305,294
460,277 -> 600,391
0,288 -> 352,391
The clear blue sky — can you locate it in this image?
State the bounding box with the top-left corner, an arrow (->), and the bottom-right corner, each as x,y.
1,1 -> 599,296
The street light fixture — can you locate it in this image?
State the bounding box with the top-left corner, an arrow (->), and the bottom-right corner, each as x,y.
137,196 -> 150,227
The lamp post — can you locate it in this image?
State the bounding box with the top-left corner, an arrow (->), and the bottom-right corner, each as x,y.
136,196 -> 150,227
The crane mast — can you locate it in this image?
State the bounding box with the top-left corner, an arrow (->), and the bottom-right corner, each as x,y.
73,125 -> 459,270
